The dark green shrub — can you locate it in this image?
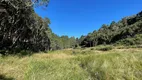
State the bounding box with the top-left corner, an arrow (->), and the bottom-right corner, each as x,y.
72,51 -> 78,55
116,34 -> 142,46
17,50 -> 32,57
136,45 -> 142,48
96,46 -> 113,51
0,50 -> 6,55
90,48 -> 94,50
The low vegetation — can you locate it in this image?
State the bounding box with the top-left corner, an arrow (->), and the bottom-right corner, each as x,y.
0,46 -> 142,80
95,45 -> 113,51
116,34 -> 142,46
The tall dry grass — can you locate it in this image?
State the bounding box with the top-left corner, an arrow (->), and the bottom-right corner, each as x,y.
0,46 -> 142,80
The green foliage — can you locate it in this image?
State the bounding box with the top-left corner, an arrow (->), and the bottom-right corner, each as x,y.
1,0 -> 142,56
90,48 -> 95,50
95,45 -> 113,51
48,33 -> 77,50
17,50 -> 32,57
80,11 -> 142,47
0,0 -> 50,54
116,34 -> 142,46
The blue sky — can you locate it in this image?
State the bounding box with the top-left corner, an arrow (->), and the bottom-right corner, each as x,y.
34,0 -> 142,38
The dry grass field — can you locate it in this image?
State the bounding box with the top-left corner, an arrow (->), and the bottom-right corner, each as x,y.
0,46 -> 142,80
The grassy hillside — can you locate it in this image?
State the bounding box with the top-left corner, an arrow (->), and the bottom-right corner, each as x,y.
0,46 -> 142,80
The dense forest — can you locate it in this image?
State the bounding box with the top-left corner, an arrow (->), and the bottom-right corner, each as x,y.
0,0 -> 77,54
0,0 -> 51,54
0,0 -> 142,55
80,11 -> 142,47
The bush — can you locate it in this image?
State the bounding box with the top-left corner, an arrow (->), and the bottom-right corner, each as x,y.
17,50 -> 32,57
136,45 -> 142,48
0,50 -> 6,55
96,45 -> 113,51
116,34 -> 142,46
90,48 -> 95,50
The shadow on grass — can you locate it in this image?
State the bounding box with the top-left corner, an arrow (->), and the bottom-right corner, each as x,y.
0,74 -> 14,80
0,50 -> 33,58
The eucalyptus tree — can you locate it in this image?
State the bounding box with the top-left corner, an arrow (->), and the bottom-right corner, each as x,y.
0,0 -> 50,54
80,11 -> 142,47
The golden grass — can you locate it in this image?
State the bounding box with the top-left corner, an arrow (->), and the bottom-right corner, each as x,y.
0,56 -> 30,80
0,46 -> 142,80
33,53 -> 74,59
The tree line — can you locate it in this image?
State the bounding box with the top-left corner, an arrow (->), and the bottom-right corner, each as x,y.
0,0 -> 77,54
47,26 -> 77,50
80,11 -> 142,47
0,0 -> 142,55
